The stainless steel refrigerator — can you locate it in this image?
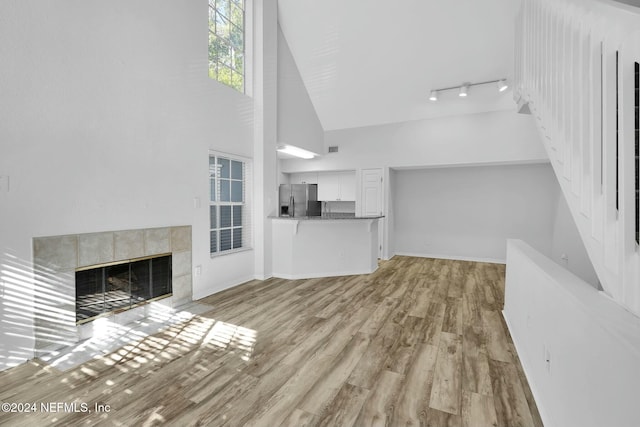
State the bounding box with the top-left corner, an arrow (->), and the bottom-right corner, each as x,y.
279,184 -> 321,217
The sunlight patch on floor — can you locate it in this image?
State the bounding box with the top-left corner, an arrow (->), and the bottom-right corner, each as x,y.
202,320 -> 257,361
40,302 -> 213,371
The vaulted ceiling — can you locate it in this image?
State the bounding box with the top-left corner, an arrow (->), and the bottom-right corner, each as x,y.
277,0 -> 521,131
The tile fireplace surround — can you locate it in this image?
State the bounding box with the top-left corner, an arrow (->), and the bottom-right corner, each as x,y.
32,226 -> 192,356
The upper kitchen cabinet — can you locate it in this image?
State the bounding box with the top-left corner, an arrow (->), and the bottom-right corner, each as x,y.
318,171 -> 356,201
317,173 -> 340,200
340,172 -> 356,200
289,172 -> 318,184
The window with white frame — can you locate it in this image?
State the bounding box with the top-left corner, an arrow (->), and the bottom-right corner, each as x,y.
209,153 -> 251,255
208,0 -> 245,93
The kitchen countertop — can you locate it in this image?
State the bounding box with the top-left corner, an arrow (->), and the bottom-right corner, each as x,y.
270,214 -> 384,220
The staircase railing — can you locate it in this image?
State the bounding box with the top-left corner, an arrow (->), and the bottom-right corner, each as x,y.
515,0 -> 640,316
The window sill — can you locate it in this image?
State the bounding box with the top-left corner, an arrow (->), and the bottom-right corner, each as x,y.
210,247 -> 253,258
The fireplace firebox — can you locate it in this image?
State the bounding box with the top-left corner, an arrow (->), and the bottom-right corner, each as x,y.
75,254 -> 172,323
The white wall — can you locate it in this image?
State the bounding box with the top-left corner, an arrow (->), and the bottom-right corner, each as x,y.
392,163 -> 557,262
280,110 -> 548,173
252,0 -> 279,281
504,239 -> 640,427
550,188 -> 600,288
385,168 -> 398,258
277,26 -> 324,156
0,0 -> 272,369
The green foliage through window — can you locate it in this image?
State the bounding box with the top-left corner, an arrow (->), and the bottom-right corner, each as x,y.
209,0 -> 245,92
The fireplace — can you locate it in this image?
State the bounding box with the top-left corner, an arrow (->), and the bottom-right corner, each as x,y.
75,254 -> 172,323
32,226 -> 192,355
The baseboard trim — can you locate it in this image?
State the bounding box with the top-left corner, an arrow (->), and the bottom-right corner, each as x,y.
393,252 -> 506,264
192,275 -> 255,300
272,267 -> 378,280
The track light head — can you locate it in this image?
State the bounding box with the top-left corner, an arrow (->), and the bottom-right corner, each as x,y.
459,83 -> 469,97
429,90 -> 438,101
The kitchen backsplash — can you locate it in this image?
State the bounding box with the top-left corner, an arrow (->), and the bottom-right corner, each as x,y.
324,201 -> 355,214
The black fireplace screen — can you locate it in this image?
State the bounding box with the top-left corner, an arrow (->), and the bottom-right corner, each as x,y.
75,254 -> 172,323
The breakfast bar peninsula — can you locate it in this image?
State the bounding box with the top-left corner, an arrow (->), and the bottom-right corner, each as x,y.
270,215 -> 383,279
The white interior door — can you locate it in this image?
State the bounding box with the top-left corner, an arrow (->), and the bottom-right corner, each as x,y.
361,168 -> 384,258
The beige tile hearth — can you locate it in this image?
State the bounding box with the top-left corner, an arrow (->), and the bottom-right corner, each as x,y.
171,226 -> 192,252
145,227 -> 171,255
114,229 -> 144,260
173,274 -> 193,305
78,232 -> 114,266
173,251 -> 192,277
33,235 -> 78,271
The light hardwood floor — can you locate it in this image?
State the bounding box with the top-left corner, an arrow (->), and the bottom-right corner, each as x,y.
0,256 -> 543,427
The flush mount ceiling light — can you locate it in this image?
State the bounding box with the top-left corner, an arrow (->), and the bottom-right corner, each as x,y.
276,144 -> 316,159
428,78 -> 509,101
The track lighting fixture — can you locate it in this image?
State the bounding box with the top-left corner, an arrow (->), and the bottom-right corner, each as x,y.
428,78 -> 508,101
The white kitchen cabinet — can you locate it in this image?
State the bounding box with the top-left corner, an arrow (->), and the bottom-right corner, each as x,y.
340,172 -> 356,201
289,172 -> 318,184
317,173 -> 341,201
317,171 -> 356,201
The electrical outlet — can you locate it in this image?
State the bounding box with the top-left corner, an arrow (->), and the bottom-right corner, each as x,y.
544,345 -> 552,374
194,265 -> 202,277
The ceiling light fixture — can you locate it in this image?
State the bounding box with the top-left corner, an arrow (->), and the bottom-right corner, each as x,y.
276,145 -> 316,159
428,78 -> 509,101
459,83 -> 469,97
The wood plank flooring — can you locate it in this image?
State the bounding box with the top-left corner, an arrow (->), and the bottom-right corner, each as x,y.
0,256 -> 543,426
